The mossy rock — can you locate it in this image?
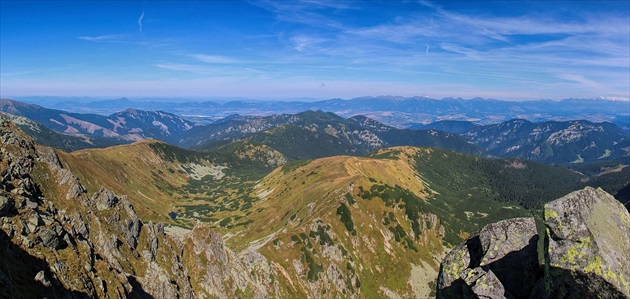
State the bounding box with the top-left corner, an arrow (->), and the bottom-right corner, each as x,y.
544,187 -> 630,297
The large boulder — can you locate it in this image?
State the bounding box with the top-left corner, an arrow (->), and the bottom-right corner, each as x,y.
544,187 -> 630,298
437,217 -> 540,298
437,187 -> 630,299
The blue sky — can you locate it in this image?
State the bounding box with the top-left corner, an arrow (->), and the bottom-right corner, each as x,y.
1,0 -> 628,100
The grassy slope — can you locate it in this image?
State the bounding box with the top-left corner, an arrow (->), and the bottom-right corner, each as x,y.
57,140 -> 283,227
400,147 -> 585,243
55,139 -> 591,297
57,140 -> 193,223
230,149 -> 443,297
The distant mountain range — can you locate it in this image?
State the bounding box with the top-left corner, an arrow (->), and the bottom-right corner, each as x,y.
0,112 -> 121,151
0,99 -> 483,158
1,98 -> 628,165
0,99 -> 196,144
408,118 -> 630,164
463,119 -> 630,164
179,111 -> 484,160
13,95 -> 630,127
407,120 -> 479,134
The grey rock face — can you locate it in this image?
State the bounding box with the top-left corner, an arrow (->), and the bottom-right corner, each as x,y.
544,187 -> 630,298
468,269 -> 506,299
184,225 -> 277,298
437,217 -> 540,299
478,217 -> 540,298
92,188 -> 119,211
37,227 -> 64,249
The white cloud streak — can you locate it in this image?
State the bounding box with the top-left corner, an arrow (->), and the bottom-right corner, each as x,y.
191,54 -> 238,64
77,35 -> 123,42
138,10 -> 144,33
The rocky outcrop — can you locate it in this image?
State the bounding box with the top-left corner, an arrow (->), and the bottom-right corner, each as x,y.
437,187 -> 630,299
544,187 -> 630,298
0,117 -> 278,298
437,217 -> 540,298
182,225 -> 278,299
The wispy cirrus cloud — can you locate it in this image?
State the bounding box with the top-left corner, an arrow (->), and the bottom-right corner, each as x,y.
77,34 -> 125,42
251,0 -> 348,29
556,73 -> 603,90
291,35 -> 329,52
190,54 -> 239,64
154,63 -> 267,79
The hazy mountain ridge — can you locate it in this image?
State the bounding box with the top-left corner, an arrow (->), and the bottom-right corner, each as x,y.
407,120 -> 479,134
0,112 -> 122,151
463,119 -> 629,164
15,96 -> 630,127
185,110 -> 484,159
0,99 -> 196,144
2,99 -> 628,167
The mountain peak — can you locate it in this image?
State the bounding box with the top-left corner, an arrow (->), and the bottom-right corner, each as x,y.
122,107 -> 139,113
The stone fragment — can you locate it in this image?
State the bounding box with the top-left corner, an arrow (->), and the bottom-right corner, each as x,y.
34,270 -> 51,287
25,198 -> 38,209
0,194 -> 14,216
27,213 -> 41,232
38,227 -> 63,249
470,269 -> 508,299
92,188 -> 118,211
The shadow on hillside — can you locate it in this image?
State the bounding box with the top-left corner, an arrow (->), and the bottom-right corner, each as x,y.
614,184 -> 630,211
127,275 -> 154,299
541,267 -> 626,298
0,229 -> 90,298
439,234 -> 541,299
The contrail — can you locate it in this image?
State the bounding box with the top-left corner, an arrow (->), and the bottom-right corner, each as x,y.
138,10 -> 144,33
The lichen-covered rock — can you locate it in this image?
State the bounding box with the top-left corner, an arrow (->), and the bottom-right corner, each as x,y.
437,217 -> 540,299
478,217 -> 540,298
438,187 -> 630,299
544,187 -> 630,298
467,269 -> 507,299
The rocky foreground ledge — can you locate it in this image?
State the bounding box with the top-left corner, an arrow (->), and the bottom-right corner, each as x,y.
0,118 -> 275,298
437,187 -> 630,299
